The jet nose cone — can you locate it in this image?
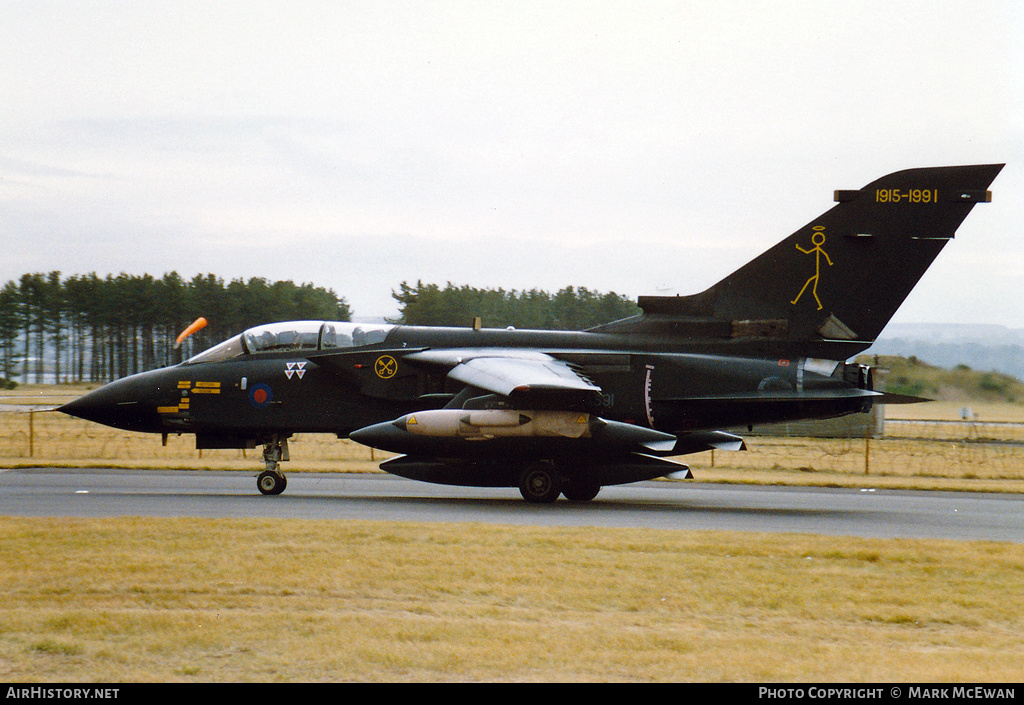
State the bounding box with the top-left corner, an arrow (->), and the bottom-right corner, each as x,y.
59,371 -> 169,432
57,393 -> 95,421
59,383 -> 140,430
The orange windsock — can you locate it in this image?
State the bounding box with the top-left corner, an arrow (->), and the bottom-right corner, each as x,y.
174,317 -> 208,348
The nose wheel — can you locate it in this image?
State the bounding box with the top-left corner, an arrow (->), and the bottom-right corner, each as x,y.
257,435 -> 290,495
257,469 -> 287,495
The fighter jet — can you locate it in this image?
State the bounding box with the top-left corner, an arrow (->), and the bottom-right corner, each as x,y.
60,164 -> 1003,502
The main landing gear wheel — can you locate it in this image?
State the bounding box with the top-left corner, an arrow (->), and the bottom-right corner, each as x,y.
562,480 -> 601,502
257,470 -> 287,495
518,461 -> 563,504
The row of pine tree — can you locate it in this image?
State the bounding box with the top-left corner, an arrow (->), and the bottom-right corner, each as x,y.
1,273 -> 639,385
0,272 -> 348,384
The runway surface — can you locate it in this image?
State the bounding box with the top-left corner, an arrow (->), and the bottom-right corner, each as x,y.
1,468 -> 1022,543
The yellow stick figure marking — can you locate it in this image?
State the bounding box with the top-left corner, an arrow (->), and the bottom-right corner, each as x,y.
790,227 -> 833,310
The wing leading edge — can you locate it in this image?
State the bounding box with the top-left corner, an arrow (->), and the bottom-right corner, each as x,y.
404,349 -> 601,402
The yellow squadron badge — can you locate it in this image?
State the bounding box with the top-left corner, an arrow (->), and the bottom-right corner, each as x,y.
374,355 -> 398,379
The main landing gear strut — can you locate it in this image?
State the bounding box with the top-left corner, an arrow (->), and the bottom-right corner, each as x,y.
257,434 -> 289,495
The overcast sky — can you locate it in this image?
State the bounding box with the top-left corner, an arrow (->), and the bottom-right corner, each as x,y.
2,1 -> 1022,328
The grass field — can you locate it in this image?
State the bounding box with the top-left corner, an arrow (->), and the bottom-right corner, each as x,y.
2,517 -> 1023,682
1,384 -> 1022,682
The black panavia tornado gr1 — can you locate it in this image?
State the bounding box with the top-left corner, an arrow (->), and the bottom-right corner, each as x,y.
61,164 -> 1003,502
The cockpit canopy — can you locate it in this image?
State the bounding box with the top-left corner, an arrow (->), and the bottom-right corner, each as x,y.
184,321 -> 394,364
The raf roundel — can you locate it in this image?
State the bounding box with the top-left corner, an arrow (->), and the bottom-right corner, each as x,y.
249,383 -> 273,409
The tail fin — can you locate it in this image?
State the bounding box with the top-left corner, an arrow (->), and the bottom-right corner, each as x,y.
602,164 -> 1004,358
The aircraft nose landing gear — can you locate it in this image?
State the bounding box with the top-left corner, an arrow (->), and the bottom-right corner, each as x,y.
257,435 -> 290,495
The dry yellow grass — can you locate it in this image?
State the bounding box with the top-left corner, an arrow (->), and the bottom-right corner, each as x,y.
0,384 -> 389,471
1,517 -> 1023,682
3,385 -> 1023,682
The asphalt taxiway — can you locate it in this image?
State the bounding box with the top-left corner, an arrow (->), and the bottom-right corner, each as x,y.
1,468 -> 1022,543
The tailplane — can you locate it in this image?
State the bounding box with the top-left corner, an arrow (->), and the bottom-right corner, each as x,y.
597,164 -> 1003,358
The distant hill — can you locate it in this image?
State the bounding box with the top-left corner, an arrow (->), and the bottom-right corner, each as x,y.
866,323 -> 1024,381
856,354 -> 1024,405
